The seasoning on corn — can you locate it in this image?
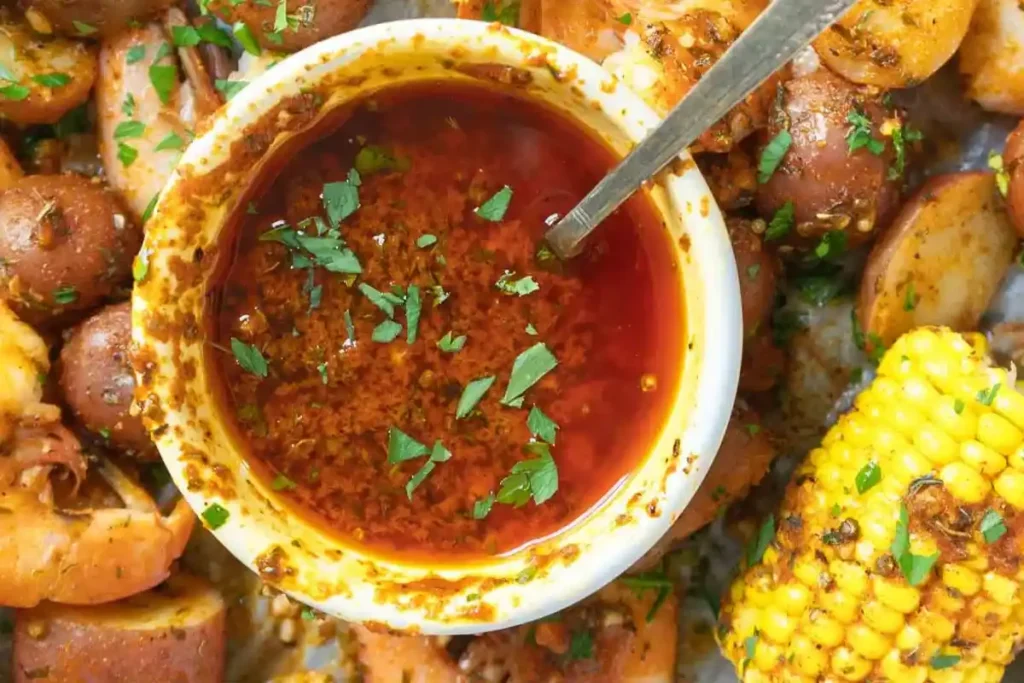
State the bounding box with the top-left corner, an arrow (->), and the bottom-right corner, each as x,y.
719,328 -> 1024,683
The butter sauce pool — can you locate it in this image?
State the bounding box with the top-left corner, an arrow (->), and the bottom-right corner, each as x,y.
210,81 -> 685,561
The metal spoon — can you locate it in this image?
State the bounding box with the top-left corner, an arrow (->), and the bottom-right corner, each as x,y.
544,0 -> 859,259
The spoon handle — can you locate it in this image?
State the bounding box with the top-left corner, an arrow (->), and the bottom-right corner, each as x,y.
545,0 -> 859,259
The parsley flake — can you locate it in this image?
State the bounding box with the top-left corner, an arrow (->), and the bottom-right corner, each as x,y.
230,338 -> 268,378
387,427 -> 428,464
903,281 -> 918,311
201,503 -> 229,529
497,443 -> 559,506
747,514 -> 774,566
405,284 -> 421,344
930,653 -> 961,670
126,45 -> 146,64
271,474 -> 297,491
0,85 -> 30,101
32,73 -> 70,88
233,22 -> 262,55
437,331 -> 467,353
502,343 -> 558,405
980,509 -> 1007,544
757,130 -> 792,184
526,406 -> 558,445
416,234 -> 437,248
372,319 -> 403,343
214,79 -> 247,100
892,504 -> 939,586
846,110 -> 885,155
323,171 -> 361,227
990,151 -> 1011,197
154,131 -> 185,151
457,376 -> 496,419
473,493 -> 496,519
53,285 -> 78,305
474,186 -> 513,222
855,461 -> 881,494
977,383 -> 1001,406
765,201 -> 794,241
495,272 -> 539,296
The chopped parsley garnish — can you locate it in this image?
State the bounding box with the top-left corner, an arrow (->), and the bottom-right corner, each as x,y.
567,629 -> 594,660
437,331 -> 467,353
795,275 -> 842,307
954,398 -> 965,415
497,443 -> 559,506
746,263 -> 761,280
903,281 -> 918,311
757,130 -> 791,184
457,376 -> 496,419
133,248 -> 150,282
481,0 -> 519,25
149,64 -> 177,105
855,461 -> 881,494
474,185 -> 513,221
892,504 -> 938,586
354,145 -> 409,175
989,151 -> 1010,197
274,0 -> 289,32
765,201 -> 794,241
155,132 -> 185,151
72,20 -> 98,35
233,22 -> 262,55
889,124 -> 922,180
301,607 -> 316,621
416,234 -> 437,248
387,427 -> 428,464
0,85 -> 30,101
53,285 -> 78,305
501,342 -> 558,405
142,192 -> 160,223
405,440 -> 453,498
930,653 -> 961,670
122,93 -> 136,117
271,474 -> 297,491
405,284 -> 421,344
977,383 -> 1001,406
846,109 -> 885,155
323,170 -> 361,226
814,230 -> 847,260
117,143 -> 138,167
171,25 -> 202,46
98,427 -> 111,440
980,509 -> 1007,543
495,272 -> 539,296
617,12 -> 633,25
344,309 -> 355,342
525,323 -> 538,336
359,283 -> 396,318
201,503 -> 229,529
316,361 -> 328,384
527,406 -> 558,445
372,319 -> 403,343
620,572 -> 674,622
230,337 -> 268,378
215,79 -> 248,100
126,45 -> 147,64
473,493 -> 496,519
747,514 -> 774,566
32,73 -> 70,88
154,42 -> 173,62
114,120 -> 146,139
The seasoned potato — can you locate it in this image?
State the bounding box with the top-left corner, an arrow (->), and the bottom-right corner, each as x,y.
859,172 -> 1017,346
729,217 -> 777,338
960,0 -> 1024,115
0,138 -> 24,192
18,0 -> 175,38
13,573 -> 226,683
0,9 -> 97,125
207,0 -> 372,52
697,148 -> 757,212
813,0 -> 980,88
59,303 -> 155,459
755,69 -> 903,248
0,175 -> 140,324
1005,119 -> 1024,238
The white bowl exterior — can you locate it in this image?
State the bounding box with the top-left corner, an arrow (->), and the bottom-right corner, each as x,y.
132,18 -> 741,634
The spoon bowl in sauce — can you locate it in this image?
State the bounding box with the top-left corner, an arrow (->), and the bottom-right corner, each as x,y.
131,18 -> 741,635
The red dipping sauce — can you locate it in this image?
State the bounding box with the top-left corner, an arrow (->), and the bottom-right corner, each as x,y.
209,81 -> 684,562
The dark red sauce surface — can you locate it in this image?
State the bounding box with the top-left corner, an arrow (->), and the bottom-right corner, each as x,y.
210,81 -> 684,561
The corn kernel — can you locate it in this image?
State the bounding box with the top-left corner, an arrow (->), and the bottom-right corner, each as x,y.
759,608 -> 798,645
790,635 -> 827,676
975,599 -> 1012,621
890,448 -> 933,484
859,512 -> 894,550
809,447 -> 829,467
777,583 -> 812,615
979,411 -> 1024,455
960,545 -> 990,572
994,387 -> 1024,431
844,413 -> 874,448
846,623 -> 890,660
939,461 -> 991,503
1008,445 -> 1024,471
913,610 -> 955,642
830,646 -> 871,681
965,662 -> 1004,683
905,329 -> 940,360
983,572 -> 1018,604
932,398 -> 978,442
881,650 -> 928,683
794,556 -> 826,588
753,638 -> 783,671
941,565 -> 982,596
862,600 -> 903,634
730,605 -> 760,639
817,462 -> 846,492
899,375 -> 940,407
821,590 -> 859,624
931,669 -> 968,683
830,560 -> 868,597
829,439 -> 857,466
960,440 -> 1006,476
982,631 -> 1017,664
915,423 -> 959,464
896,624 -> 922,651
874,578 -> 921,614
931,588 -> 965,615
994,469 -> 1024,509
807,613 -> 845,647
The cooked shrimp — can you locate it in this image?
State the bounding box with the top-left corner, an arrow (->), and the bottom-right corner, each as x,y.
602,0 -> 781,152
0,300 -> 56,439
0,8 -> 97,125
960,0 -> 1024,115
355,582 -> 678,682
96,20 -> 217,221
813,0 -> 980,88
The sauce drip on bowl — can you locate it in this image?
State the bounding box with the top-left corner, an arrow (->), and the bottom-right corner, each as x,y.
210,81 -> 684,561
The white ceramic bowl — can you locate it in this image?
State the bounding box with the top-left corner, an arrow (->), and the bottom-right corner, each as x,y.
131,18 -> 741,635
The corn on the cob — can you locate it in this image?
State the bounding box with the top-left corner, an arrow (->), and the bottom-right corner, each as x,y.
719,328 -> 1024,682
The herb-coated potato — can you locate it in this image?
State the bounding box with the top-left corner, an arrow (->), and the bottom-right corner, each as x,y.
813,0 -> 980,89
13,573 -> 226,683
207,0 -> 372,53
0,175 -> 140,325
960,0 -> 1024,115
59,303 -> 155,459
755,68 -> 903,248
1004,118 -> 1024,238
0,9 -> 96,125
18,0 -> 175,39
859,172 -> 1017,347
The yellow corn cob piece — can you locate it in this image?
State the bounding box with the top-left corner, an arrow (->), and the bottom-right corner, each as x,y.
719,328 -> 1024,682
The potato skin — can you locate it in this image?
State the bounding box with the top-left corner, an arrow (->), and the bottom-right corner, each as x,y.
208,0 -> 372,52
728,217 -> 778,338
18,0 -> 175,38
0,175 -> 139,324
1004,119 -> 1024,238
59,302 -> 154,459
13,573 -> 226,683
755,69 -> 901,248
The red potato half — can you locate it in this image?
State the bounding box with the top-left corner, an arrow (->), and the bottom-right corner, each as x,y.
13,573 -> 226,683
859,172 -> 1017,347
1004,118 -> 1024,238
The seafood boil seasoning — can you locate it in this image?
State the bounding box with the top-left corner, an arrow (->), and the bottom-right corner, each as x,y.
210,81 -> 684,560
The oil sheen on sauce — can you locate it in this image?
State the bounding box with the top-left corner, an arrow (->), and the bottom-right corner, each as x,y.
211,81 -> 684,562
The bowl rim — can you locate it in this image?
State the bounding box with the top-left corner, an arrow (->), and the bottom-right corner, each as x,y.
132,17 -> 741,634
